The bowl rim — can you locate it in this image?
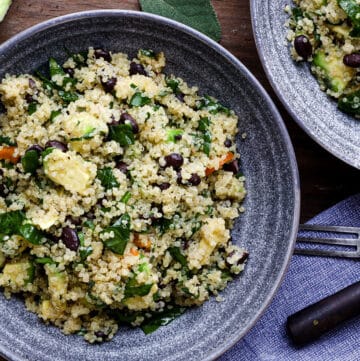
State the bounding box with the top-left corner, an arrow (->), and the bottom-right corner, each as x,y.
250,0 -> 359,169
0,9 -> 301,361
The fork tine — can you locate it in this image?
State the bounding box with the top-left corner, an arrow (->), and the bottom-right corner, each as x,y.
296,223 -> 360,259
299,224 -> 360,235
297,237 -> 359,247
294,248 -> 359,258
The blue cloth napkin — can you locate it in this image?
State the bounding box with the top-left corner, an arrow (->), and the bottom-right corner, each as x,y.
220,194 -> 360,361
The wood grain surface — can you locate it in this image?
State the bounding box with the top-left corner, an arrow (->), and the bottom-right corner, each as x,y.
0,0 -> 359,226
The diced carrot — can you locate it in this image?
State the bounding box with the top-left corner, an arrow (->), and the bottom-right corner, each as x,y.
205,152 -> 234,177
130,248 -> 139,256
219,152 -> 234,167
0,146 -> 20,164
205,167 -> 215,176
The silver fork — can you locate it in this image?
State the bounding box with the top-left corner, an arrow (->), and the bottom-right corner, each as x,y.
295,224 -> 360,258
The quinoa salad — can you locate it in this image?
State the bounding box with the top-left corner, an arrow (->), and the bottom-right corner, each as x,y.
286,0 -> 360,117
0,48 -> 247,342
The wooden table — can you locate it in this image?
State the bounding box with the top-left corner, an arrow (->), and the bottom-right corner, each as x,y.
0,0 -> 359,224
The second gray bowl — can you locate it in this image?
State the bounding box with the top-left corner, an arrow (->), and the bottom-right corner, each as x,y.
0,10 -> 300,361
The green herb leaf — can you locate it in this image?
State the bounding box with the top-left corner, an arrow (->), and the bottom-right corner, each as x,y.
0,135 -> 15,146
139,0 -> 221,42
120,191 -> 132,204
139,49 -> 156,58
197,95 -> 230,114
25,262 -> 35,285
165,77 -> 181,93
152,217 -> 173,235
41,147 -> 55,159
168,247 -> 187,267
129,92 -> 151,107
49,57 -> 65,78
141,306 -> 186,334
70,127 -> 96,141
166,129 -> 183,142
338,0 -> 360,37
28,102 -> 38,115
58,90 -> 79,103
21,150 -> 40,174
124,277 -> 153,297
83,220 -> 95,230
34,257 -> 56,264
0,211 -> 25,235
97,167 -> 119,190
102,213 -> 131,255
19,223 -> 45,245
109,124 -> 135,147
49,110 -> 61,122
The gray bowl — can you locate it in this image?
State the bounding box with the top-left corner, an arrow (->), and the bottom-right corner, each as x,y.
0,10 -> 300,361
251,1 -> 360,169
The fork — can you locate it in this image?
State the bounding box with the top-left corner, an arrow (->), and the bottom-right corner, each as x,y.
295,224 -> 360,258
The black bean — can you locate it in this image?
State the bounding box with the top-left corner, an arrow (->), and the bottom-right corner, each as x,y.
174,134 -> 182,141
120,113 -> 139,133
223,160 -> 239,174
109,115 -> 119,127
94,48 -> 112,62
84,211 -> 95,220
294,35 -> 312,60
26,144 -> 44,154
180,238 -> 190,250
64,68 -> 75,77
115,161 -> 128,174
100,76 -> 117,93
28,78 -> 36,89
129,62 -> 147,76
224,138 -> 232,147
237,251 -> 249,265
176,170 -> 183,185
61,226 -> 80,251
188,173 -> 201,186
95,331 -> 107,339
164,153 -> 183,170
0,169 -> 4,177
45,140 -> 68,152
157,182 -> 170,190
65,215 -> 82,226
0,184 -> 6,198
343,53 -> 360,68
175,92 -> 185,102
25,94 -> 34,104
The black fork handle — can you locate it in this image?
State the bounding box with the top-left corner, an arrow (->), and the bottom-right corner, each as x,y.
287,280 -> 360,345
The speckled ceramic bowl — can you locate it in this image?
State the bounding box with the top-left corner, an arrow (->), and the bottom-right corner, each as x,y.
251,1 -> 360,169
0,10 -> 300,361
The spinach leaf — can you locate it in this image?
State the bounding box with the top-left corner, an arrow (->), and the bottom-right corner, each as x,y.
102,213 -> 131,255
49,110 -> 61,122
97,167 -> 119,189
28,102 -> 38,115
25,262 -> 35,285
129,92 -> 151,107
21,150 -> 40,174
139,0 -> 221,42
292,7 -> 303,21
124,277 -> 153,297
141,306 -> 186,334
0,135 -> 15,146
338,0 -> 360,36
0,211 -> 25,235
83,220 -> 95,230
109,124 -> 135,147
49,57 -> 65,77
19,223 -> 45,245
168,246 -> 187,268
41,147 -> 55,159
197,95 -> 230,115
195,117 -> 212,156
